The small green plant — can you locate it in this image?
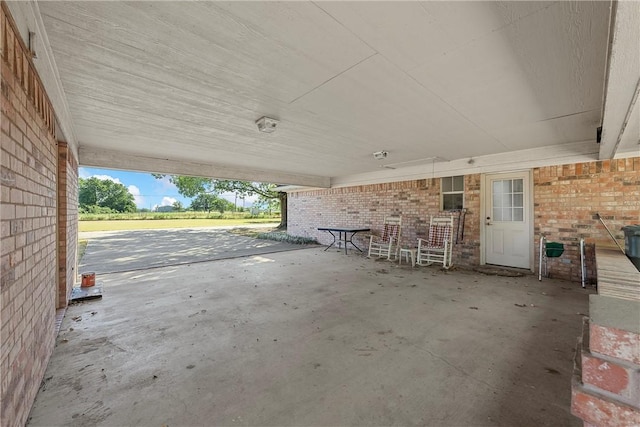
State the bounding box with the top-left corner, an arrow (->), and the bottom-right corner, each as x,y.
256,232 -> 317,245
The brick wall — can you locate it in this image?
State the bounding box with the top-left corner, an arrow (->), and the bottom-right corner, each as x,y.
289,158 -> 640,282
57,141 -> 78,308
571,268 -> 640,426
288,175 -> 482,266
1,4 -> 60,426
534,158 -> 640,283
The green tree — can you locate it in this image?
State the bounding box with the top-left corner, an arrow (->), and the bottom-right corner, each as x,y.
189,193 -> 233,213
153,175 -> 286,227
172,201 -> 185,212
79,177 -> 137,213
254,197 -> 280,215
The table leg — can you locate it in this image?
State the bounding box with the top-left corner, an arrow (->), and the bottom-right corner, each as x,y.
320,229 -> 367,255
348,231 -> 364,252
323,230 -> 337,251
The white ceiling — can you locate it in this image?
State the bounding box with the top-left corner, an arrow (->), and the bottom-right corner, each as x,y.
33,1 -> 618,185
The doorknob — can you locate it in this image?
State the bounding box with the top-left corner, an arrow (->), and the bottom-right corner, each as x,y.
486,216 -> 492,226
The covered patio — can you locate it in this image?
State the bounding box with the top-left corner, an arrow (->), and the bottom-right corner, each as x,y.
2,1 -> 638,425
28,246 -> 590,426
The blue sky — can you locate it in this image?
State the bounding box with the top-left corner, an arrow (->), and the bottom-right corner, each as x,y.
79,167 -> 258,210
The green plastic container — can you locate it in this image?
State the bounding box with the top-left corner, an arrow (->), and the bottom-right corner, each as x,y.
545,242 -> 564,257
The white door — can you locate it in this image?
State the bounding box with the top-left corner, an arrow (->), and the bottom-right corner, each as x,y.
484,172 -> 531,269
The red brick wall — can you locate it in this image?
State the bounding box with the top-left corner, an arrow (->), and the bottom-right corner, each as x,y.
289,158 -> 639,282
288,175 -> 482,266
57,142 -> 78,308
572,316 -> 640,425
534,158 -> 640,283
1,4 -> 59,426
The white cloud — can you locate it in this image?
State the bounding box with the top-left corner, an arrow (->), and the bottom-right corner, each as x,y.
160,197 -> 177,206
79,168 -> 91,179
128,185 -> 144,208
91,174 -> 122,184
155,175 -> 177,192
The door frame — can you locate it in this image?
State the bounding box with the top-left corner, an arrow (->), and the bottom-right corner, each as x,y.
480,169 -> 535,271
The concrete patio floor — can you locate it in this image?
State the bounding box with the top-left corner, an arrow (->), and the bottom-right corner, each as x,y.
28,248 -> 592,426
79,225 -> 304,274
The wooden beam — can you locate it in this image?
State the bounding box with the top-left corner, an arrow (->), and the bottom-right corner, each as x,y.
599,1 -> 640,159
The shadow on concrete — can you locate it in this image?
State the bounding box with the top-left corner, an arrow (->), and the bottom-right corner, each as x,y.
30,250 -> 592,426
480,274 -> 594,426
79,228 -> 314,274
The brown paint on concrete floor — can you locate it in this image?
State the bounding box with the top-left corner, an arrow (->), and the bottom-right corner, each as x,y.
28,248 -> 592,426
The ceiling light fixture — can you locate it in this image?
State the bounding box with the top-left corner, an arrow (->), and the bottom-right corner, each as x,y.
373,151 -> 388,160
256,116 -> 279,133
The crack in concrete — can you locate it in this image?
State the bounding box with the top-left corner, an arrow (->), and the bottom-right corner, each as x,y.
415,345 -> 498,392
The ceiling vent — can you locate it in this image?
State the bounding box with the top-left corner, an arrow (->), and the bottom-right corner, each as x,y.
256,116 -> 279,133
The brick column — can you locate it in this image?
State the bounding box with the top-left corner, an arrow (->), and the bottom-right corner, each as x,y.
57,141 -> 78,308
571,251 -> 640,426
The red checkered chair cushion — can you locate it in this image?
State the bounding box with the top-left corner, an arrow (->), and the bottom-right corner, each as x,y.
381,224 -> 399,242
427,224 -> 450,248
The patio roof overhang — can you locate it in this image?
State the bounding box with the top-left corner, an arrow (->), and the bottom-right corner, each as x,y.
6,1 -> 639,186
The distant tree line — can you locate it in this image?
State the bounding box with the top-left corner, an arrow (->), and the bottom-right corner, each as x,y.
79,177 -> 136,213
152,175 -> 286,228
79,176 -> 283,225
189,193 -> 236,213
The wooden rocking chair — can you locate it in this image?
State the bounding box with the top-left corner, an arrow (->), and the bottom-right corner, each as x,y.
417,216 -> 454,269
368,216 -> 402,260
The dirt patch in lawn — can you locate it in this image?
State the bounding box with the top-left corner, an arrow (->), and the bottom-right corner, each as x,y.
228,226 -> 279,238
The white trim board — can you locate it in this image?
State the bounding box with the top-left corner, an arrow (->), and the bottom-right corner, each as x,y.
599,1 -> 640,160
79,147 -> 330,188
284,141 -> 599,192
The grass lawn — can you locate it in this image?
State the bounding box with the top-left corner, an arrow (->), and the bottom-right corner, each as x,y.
79,218 -> 280,232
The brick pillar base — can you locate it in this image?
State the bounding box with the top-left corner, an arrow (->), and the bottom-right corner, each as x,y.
571,303 -> 640,426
